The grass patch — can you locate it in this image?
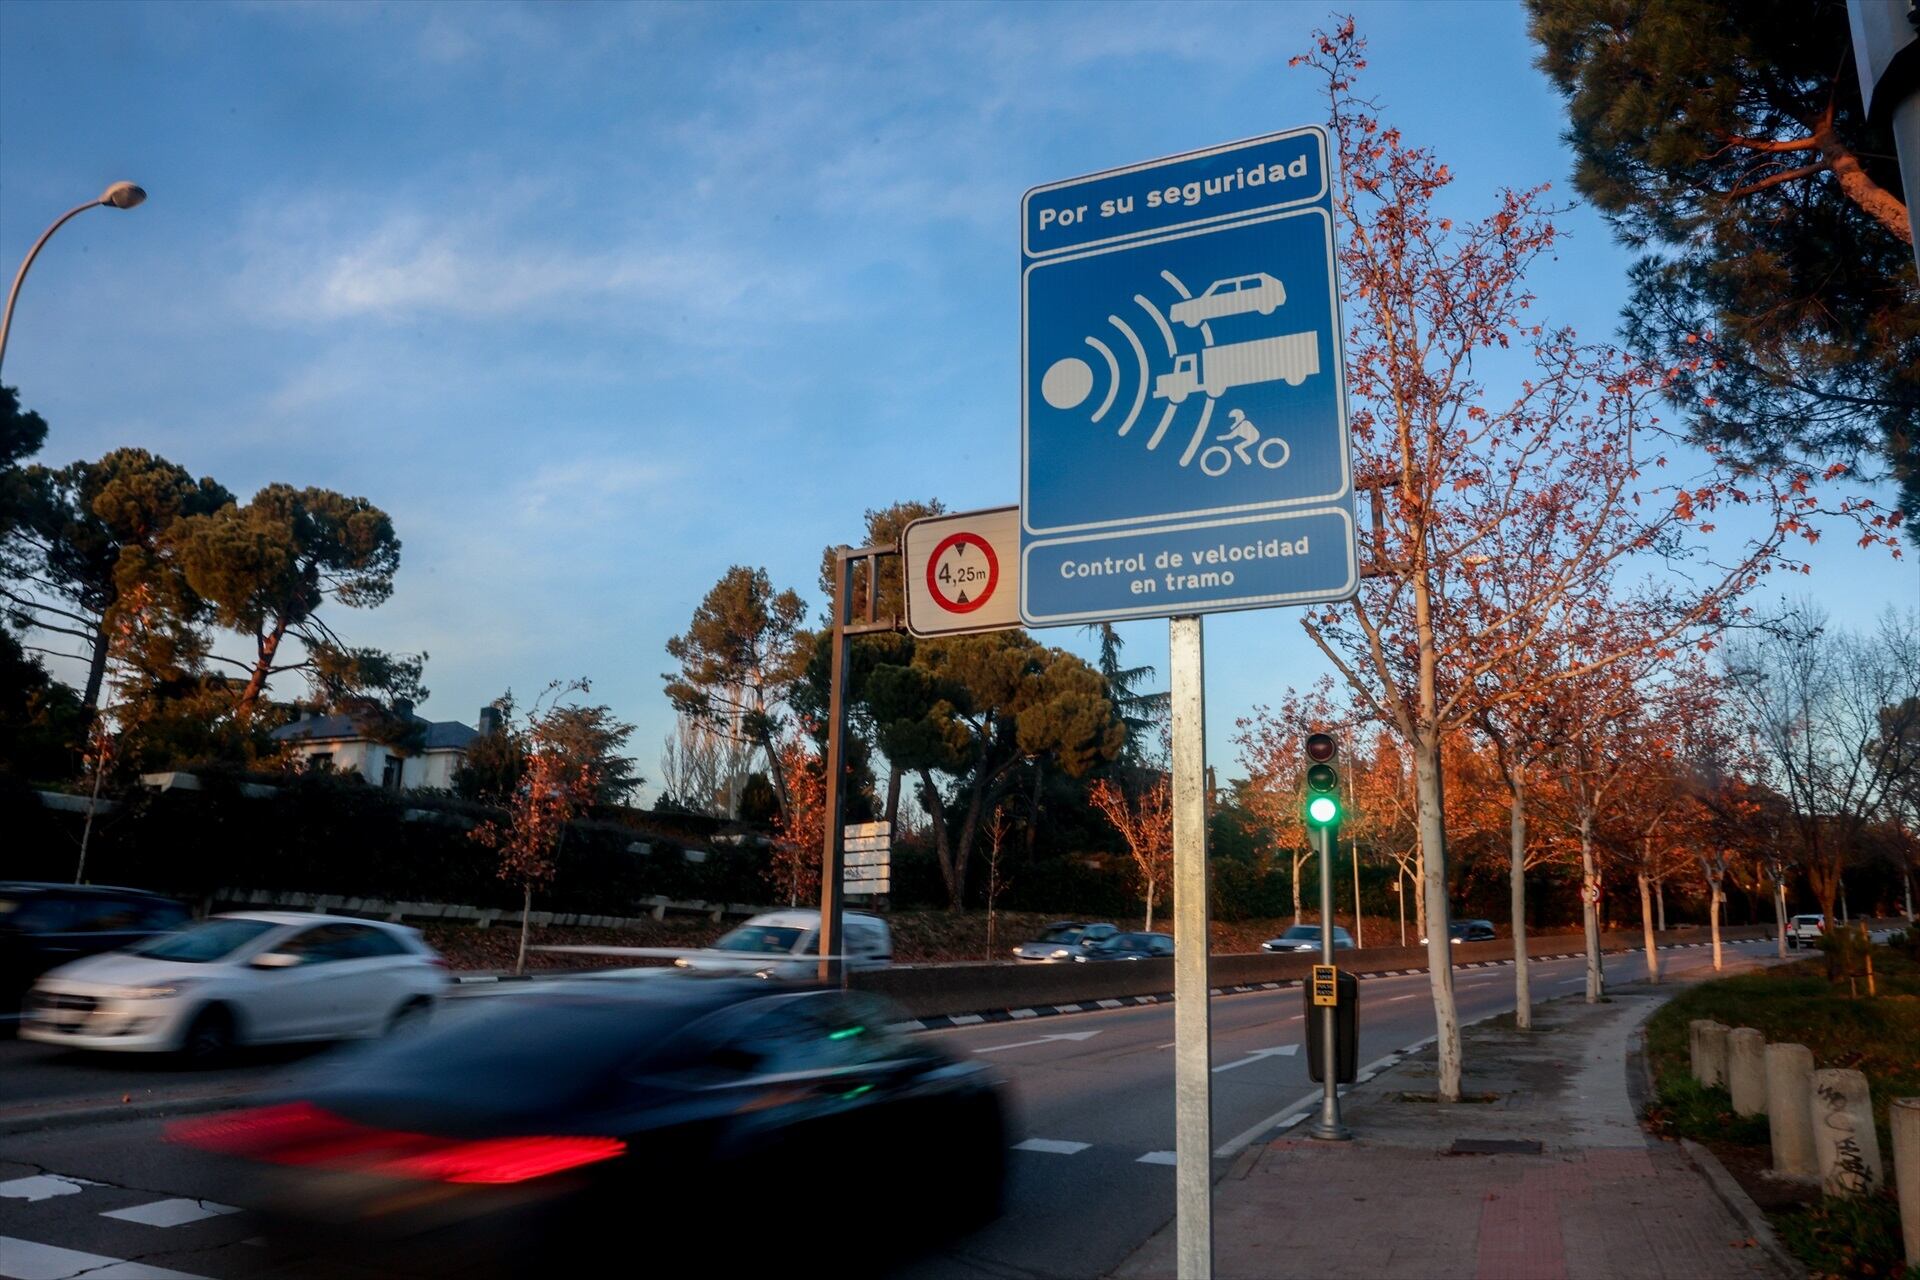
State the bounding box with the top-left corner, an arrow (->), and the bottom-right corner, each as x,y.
1644,950 -> 1920,1137
1643,948 -> 1920,1279
1772,1193 -> 1913,1280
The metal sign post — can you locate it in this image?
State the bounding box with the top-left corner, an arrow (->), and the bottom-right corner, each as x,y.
1169,614 -> 1212,1279
1019,129 -> 1360,1280
816,543 -> 904,986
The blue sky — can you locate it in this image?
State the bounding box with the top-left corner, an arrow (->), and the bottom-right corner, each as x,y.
3,0 -> 1912,793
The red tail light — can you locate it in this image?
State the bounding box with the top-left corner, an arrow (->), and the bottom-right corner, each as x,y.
168,1103 -> 623,1185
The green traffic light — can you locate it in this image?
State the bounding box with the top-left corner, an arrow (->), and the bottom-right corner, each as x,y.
1307,795 -> 1340,826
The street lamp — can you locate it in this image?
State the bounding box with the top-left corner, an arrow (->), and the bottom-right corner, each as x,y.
0,181 -> 147,375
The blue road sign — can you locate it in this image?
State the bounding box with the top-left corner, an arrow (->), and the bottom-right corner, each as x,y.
1020,127 -> 1358,626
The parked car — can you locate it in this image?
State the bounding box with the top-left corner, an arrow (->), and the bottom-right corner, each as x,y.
1073,932 -> 1174,962
669,909 -> 891,978
23,912 -> 449,1061
1,882 -> 190,1017
1419,919 -> 1497,945
1261,924 -> 1355,953
169,979 -> 1008,1273
1787,914 -> 1827,949
1012,921 -> 1119,962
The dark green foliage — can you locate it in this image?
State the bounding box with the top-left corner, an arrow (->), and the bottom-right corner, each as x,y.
0,629 -> 84,782
1528,0 -> 1919,541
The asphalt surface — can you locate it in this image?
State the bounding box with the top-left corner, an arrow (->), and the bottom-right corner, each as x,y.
0,939 -> 1777,1280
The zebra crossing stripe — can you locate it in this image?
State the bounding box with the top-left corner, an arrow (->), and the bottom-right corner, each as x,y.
0,1235 -> 208,1279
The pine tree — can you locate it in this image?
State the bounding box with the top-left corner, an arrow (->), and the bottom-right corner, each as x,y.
1087,623 -> 1169,765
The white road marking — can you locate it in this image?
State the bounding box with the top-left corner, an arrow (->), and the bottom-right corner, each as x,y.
949,1014 -> 985,1026
100,1200 -> 240,1228
0,1178 -> 96,1203
973,1030 -> 1102,1054
1136,1150 -> 1178,1165
1013,1138 -> 1090,1155
1384,994 -> 1419,1003
1212,1045 -> 1300,1073
0,1236 -> 207,1279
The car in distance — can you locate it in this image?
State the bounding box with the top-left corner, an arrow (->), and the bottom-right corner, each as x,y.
1,882 -> 189,1017
1261,924 -> 1355,953
1072,931 -> 1174,962
170,979 -> 1008,1273
1012,921 -> 1119,962
669,909 -> 891,978
1419,919 -> 1497,945
1169,273 -> 1286,327
1786,914 -> 1827,949
23,912 -> 449,1061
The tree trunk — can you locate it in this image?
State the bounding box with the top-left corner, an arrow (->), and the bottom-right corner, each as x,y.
1579,809 -> 1603,1003
1413,729 -> 1461,1102
516,884 -> 531,975
919,770 -> 960,907
1812,116 -> 1914,245
1709,873 -> 1724,971
79,619 -> 110,719
1292,849 -> 1306,924
1774,875 -> 1789,959
883,765 -> 903,834
1022,762 -> 1043,860
1414,846 -> 1428,942
1639,870 -> 1659,985
1509,775 -> 1531,1030
236,623 -> 286,720
1144,881 -> 1155,933
1656,879 -> 1667,932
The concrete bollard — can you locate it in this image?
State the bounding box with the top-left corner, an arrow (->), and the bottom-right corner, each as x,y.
1689,1019 -> 1724,1085
1812,1068 -> 1884,1198
1697,1022 -> 1731,1089
1893,1099 -> 1920,1267
1727,1028 -> 1768,1116
1767,1043 -> 1819,1178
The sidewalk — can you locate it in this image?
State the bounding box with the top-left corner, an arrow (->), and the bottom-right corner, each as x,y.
1114,963 -> 1797,1280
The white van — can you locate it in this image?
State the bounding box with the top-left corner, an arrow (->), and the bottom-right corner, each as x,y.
672,909 -> 892,979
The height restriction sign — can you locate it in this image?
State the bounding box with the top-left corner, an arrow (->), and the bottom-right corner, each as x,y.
903,506 -> 1021,638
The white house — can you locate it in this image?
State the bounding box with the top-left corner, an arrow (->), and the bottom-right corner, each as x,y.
270,702 -> 497,791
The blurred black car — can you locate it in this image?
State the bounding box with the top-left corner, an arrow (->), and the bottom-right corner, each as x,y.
1,882 -> 189,1017
1261,924 -> 1355,953
1072,931 -> 1174,962
170,977 -> 1008,1275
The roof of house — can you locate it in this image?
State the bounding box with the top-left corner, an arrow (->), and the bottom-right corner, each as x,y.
270,712 -> 478,752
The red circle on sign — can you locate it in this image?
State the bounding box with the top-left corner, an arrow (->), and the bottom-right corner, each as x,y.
926,532 -> 999,614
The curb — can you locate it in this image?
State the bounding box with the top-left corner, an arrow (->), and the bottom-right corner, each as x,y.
1680,1138 -> 1807,1279
0,1089 -> 259,1138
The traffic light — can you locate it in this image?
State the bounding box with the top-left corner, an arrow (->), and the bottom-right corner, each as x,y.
1304,732 -> 1340,826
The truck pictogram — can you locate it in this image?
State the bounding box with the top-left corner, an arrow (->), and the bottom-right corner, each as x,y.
1152,331 -> 1319,404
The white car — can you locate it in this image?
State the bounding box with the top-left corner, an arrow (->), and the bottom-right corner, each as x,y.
1786,914 -> 1827,948
1169,273 -> 1286,327
670,909 -> 892,979
22,912 -> 449,1061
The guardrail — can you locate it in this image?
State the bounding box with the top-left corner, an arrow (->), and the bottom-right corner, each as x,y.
851,925 -> 1772,1019
212,888 -> 771,928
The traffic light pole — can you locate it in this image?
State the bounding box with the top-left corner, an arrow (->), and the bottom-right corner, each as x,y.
1310,819 -> 1351,1141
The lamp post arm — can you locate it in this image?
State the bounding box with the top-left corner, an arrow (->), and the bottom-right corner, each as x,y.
0,199 -> 104,375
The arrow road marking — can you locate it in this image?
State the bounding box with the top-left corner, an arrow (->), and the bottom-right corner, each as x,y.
1212,1045 -> 1300,1073
973,1030 -> 1103,1055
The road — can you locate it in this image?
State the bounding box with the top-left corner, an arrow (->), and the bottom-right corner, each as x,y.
0,940 -> 1775,1280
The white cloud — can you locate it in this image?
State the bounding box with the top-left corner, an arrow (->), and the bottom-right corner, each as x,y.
513,454 -> 679,524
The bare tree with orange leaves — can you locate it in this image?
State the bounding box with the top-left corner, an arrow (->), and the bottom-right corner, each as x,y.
1290,22 -> 1810,1100
1089,774 -> 1173,933
468,679 -> 600,974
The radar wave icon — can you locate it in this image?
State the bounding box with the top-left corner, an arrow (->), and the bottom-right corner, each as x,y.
1038,269 -> 1318,472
